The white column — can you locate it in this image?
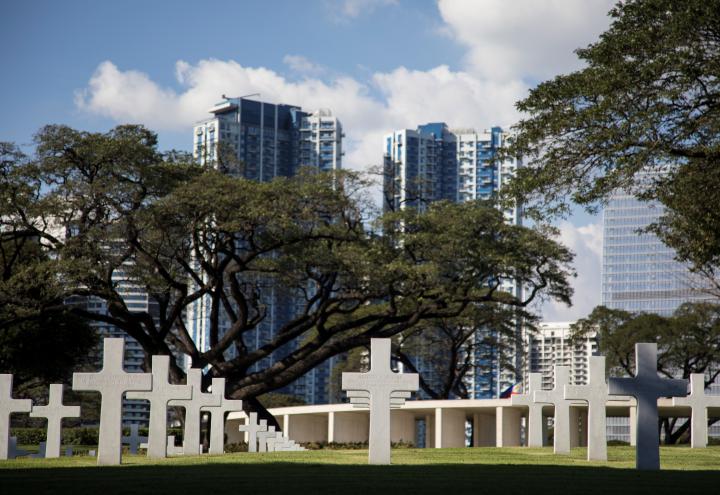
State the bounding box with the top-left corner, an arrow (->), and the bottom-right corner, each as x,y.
438,409 -> 466,448
496,407 -> 522,447
390,411 -> 416,445
424,414 -> 434,448
283,414 -> 290,438
629,406 -> 637,446
473,413 -> 495,447
434,408 -> 443,449
327,412 -> 335,444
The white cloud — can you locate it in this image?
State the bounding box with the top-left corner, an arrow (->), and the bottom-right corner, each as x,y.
327,0 -> 399,20
541,220 -> 603,322
283,55 -> 327,77
75,1 -> 616,321
437,0 -> 616,81
75,59 -> 527,176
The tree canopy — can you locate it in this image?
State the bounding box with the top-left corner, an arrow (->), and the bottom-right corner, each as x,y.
504,0 -> 720,275
0,159 -> 97,394
0,124 -> 574,421
572,303 -> 720,443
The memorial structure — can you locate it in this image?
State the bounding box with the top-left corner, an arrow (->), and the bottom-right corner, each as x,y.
608,343 -> 687,470
238,412 -> 268,453
342,338 -> 419,464
534,366 -> 573,454
72,338 -> 152,465
257,426 -> 277,453
564,356 -> 609,461
8,437 -> 28,459
29,384 -> 80,459
510,373 -> 544,447
168,368 -> 221,455
0,374 -> 32,460
122,424 -> 147,454
202,378 -> 244,455
671,373 -> 720,449
126,355 -> 192,458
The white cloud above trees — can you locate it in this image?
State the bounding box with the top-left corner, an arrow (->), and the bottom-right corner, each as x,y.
75,0 -> 614,321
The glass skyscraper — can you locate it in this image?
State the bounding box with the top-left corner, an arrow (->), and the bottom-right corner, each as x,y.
383,123 -> 522,399
602,187 -> 718,440
190,96 -> 343,405
602,191 -> 708,315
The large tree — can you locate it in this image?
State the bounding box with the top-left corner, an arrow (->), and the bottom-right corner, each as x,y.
0,142 -> 97,395
573,303 -> 720,444
393,305 -> 536,400
504,0 -> 720,278
0,124 -> 574,423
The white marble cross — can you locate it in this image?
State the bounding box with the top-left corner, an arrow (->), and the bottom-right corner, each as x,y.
30,441 -> 46,459
347,390 -> 409,409
169,368 -> 222,455
672,373 -> 720,448
564,356 -> 608,461
256,425 -> 277,453
8,437 -> 28,459
166,435 -> 183,456
72,338 -> 152,465
1,374 -> 33,460
510,373 -> 544,447
608,343 -> 687,470
201,378 -> 244,455
29,384 -> 80,459
238,412 -> 267,453
342,338 -> 419,465
534,366 -> 573,454
126,355 -> 192,458
266,431 -> 285,452
122,424 -> 147,454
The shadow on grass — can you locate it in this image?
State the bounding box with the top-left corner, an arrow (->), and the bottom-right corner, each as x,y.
1,462 -> 719,495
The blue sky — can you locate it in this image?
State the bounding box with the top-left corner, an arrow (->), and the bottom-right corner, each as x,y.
1,0 -> 463,149
0,0 -> 617,321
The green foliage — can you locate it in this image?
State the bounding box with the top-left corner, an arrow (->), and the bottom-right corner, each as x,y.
0,124 -> 574,418
572,303 -> 720,381
0,155 -> 98,392
9,427 -> 184,447
504,0 -> 720,276
396,305 -> 538,399
572,302 -> 720,443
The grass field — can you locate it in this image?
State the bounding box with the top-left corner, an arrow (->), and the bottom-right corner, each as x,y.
1,446 -> 719,495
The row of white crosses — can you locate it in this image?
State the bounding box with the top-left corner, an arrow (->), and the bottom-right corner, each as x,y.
234,413 -> 305,452
1,338 -> 261,465
76,338 -> 255,464
1,376 -> 80,460
511,343 -> 714,470
341,338 -> 419,465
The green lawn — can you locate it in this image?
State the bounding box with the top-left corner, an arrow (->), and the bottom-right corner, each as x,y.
1,446 -> 719,495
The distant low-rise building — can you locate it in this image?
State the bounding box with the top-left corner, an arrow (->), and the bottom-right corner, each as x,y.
525,321 -> 598,389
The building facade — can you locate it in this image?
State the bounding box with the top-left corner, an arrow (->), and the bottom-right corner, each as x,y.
189,97 -> 343,405
602,188 -> 719,440
383,123 -> 522,399
525,321 -> 598,390
66,276 -> 158,426
193,97 -> 342,175
602,191 -> 709,315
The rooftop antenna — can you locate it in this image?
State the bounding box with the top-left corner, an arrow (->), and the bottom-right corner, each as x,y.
222,93 -> 260,100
